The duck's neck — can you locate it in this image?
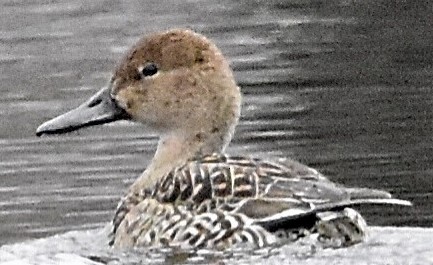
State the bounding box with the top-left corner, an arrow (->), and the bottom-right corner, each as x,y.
129,125 -> 236,193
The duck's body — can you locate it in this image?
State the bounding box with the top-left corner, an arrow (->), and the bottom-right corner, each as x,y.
36,29 -> 410,249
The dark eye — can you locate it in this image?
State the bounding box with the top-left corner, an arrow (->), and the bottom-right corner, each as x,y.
141,63 -> 158,77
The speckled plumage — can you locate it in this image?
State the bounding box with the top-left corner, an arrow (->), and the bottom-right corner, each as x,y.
36,29 -> 411,250
109,153 -> 408,248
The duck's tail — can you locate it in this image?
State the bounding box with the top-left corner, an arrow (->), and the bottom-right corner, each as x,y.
255,187 -> 411,233
340,187 -> 412,207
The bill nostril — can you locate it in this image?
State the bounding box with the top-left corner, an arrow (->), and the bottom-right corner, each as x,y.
88,98 -> 102,108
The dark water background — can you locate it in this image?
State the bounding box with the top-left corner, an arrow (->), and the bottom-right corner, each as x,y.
0,0 -> 432,254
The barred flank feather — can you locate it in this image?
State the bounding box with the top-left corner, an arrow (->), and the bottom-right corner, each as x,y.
111,153 -> 411,248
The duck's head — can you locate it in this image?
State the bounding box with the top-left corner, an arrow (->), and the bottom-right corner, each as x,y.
37,29 -> 241,155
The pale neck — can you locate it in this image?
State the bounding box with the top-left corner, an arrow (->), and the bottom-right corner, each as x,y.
128,127 -> 234,193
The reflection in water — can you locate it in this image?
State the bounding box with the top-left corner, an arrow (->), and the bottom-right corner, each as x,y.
0,0 -> 432,263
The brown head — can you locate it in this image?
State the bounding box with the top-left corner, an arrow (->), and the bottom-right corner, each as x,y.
36,29 -> 241,155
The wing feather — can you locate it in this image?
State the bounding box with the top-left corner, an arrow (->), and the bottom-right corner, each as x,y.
114,153 -> 411,241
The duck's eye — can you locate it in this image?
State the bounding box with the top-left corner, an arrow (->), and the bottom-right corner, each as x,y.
141,63 -> 158,77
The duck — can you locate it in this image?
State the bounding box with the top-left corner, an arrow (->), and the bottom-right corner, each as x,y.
36,29 -> 411,249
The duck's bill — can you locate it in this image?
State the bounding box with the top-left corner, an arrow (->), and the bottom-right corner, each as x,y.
36,86 -> 129,136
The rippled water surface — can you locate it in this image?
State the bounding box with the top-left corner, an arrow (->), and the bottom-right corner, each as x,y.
1,0 -> 432,263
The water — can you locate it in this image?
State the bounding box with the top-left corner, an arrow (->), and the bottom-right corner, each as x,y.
1,227 -> 432,264
1,0 -> 432,263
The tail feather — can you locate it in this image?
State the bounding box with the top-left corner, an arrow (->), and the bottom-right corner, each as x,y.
319,186 -> 413,210
255,188 -> 411,232
346,187 -> 392,200
316,186 -> 412,211
315,198 -> 412,212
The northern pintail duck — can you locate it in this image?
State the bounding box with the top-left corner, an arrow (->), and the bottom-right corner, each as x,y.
36,29 -> 411,249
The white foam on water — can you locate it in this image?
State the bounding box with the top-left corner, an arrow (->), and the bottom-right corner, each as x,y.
1,226 -> 432,265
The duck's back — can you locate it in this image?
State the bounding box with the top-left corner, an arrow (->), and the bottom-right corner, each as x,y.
111,154 -> 409,248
